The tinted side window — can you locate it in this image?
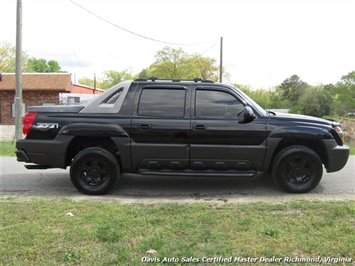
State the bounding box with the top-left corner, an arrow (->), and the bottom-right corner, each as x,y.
138,88 -> 186,117
196,89 -> 244,118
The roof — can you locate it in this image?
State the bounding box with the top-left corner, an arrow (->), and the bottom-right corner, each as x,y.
73,83 -> 105,92
135,77 -> 215,83
0,73 -> 72,92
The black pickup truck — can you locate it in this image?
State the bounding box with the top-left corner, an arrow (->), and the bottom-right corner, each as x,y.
16,78 -> 350,195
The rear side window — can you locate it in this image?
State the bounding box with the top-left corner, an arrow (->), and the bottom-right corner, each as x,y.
138,88 -> 186,117
105,89 -> 123,104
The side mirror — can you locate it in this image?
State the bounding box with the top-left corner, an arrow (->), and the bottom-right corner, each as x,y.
244,106 -> 256,122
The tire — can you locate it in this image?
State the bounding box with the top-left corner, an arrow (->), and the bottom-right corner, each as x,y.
70,147 -> 119,195
272,145 -> 323,193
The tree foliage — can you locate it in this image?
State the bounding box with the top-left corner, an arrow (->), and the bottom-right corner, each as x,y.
331,71 -> 355,115
149,47 -> 199,79
0,41 -> 62,73
298,86 -> 332,117
236,84 -> 270,109
148,46 -> 223,81
79,70 -> 133,90
192,55 -> 219,81
137,68 -> 150,79
280,74 -> 308,105
269,86 -> 288,109
235,74 -> 337,118
27,57 -> 62,73
77,77 -> 96,88
101,70 -> 133,89
235,83 -> 288,110
0,41 -> 30,72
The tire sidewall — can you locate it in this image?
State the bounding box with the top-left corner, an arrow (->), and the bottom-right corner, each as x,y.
272,146 -> 323,193
70,148 -> 119,195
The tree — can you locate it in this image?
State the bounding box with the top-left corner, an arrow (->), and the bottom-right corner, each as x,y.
78,77 -> 97,88
27,57 -> 62,72
298,86 -> 332,117
101,70 -> 133,89
0,41 -> 30,72
148,47 -> 223,80
280,75 -> 308,106
193,56 -> 219,81
79,70 -> 133,90
0,41 -> 63,73
332,71 -> 355,114
269,86 -> 288,109
234,83 -> 289,110
137,68 -> 151,79
47,60 -> 61,72
149,47 -> 199,79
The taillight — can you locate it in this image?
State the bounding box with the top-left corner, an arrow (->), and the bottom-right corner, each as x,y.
23,112 -> 38,135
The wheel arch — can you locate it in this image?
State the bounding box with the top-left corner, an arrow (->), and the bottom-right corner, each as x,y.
65,136 -> 121,168
268,139 -> 328,172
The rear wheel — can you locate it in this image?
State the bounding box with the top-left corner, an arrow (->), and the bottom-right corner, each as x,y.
70,147 -> 119,195
272,146 -> 323,193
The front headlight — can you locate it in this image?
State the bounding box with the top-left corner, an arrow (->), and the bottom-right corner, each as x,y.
334,125 -> 345,144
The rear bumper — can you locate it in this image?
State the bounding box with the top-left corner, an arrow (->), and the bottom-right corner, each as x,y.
323,139 -> 350,172
16,135 -> 74,169
15,149 -> 31,162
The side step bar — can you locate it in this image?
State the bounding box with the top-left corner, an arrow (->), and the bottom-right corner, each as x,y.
138,169 -> 257,177
25,165 -> 53,170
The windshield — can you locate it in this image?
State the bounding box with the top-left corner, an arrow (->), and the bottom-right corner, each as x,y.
231,86 -> 268,116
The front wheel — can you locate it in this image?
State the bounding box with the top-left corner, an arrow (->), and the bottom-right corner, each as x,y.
70,147 -> 120,195
272,146 -> 323,193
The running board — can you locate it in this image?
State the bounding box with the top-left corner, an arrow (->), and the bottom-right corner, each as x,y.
25,165 -> 53,170
138,169 -> 257,177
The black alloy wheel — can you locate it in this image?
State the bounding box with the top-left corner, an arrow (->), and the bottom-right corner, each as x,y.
70,147 -> 119,195
272,145 -> 323,193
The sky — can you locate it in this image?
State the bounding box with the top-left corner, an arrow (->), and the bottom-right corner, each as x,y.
0,0 -> 354,89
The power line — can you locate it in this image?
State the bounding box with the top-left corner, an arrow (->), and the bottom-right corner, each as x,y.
69,0 -> 217,46
199,41 -> 219,56
70,44 -> 82,68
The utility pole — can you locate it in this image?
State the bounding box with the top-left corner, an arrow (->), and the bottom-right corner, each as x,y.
219,37 -> 223,83
15,0 -> 23,141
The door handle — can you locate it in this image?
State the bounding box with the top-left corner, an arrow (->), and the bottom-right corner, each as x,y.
193,124 -> 207,131
138,124 -> 151,130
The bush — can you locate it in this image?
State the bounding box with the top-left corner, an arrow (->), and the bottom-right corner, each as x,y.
339,118 -> 355,143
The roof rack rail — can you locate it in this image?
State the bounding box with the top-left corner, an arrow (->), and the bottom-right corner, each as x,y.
134,77 -> 214,83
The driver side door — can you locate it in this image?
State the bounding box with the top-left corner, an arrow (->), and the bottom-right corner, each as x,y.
190,87 -> 268,171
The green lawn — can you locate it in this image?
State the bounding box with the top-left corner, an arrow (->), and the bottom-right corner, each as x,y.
348,142 -> 355,155
0,199 -> 354,265
0,141 -> 16,156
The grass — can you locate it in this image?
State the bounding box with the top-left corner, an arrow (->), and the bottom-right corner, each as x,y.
0,141 -> 16,156
348,142 -> 355,155
0,200 -> 354,265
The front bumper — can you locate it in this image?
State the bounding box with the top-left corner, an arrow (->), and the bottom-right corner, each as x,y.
323,139 -> 350,172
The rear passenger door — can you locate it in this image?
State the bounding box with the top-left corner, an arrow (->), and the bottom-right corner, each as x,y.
130,85 -> 191,171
